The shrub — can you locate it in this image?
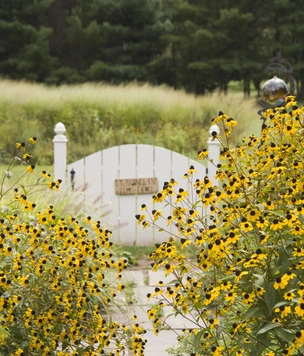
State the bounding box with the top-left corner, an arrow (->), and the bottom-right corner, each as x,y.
0,139 -> 146,355
138,96 -> 304,355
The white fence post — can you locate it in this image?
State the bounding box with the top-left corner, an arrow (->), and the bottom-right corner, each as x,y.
207,124 -> 220,187
53,122 -> 68,184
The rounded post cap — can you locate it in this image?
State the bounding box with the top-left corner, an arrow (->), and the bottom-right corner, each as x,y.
54,122 -> 66,135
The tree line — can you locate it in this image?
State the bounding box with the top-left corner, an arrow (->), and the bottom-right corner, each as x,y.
1,0 -> 304,96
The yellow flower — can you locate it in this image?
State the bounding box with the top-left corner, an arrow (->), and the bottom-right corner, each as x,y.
211,345 -> 223,355
284,291 -> 296,301
135,214 -> 146,225
16,142 -> 25,150
23,153 -> 33,161
208,318 -> 219,329
234,269 -> 249,282
242,292 -> 255,304
274,305 -> 291,318
274,276 -> 289,290
186,165 -> 197,176
28,136 -> 37,144
27,165 -> 35,173
198,149 -> 208,159
41,170 -> 52,179
152,209 -> 162,221
175,188 -> 188,203
153,191 -> 166,203
225,291 -> 237,304
295,303 -> 304,318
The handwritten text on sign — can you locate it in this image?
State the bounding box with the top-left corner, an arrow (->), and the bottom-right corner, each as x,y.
115,178 -> 158,195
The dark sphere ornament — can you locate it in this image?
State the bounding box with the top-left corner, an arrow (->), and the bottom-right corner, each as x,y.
260,75 -> 288,107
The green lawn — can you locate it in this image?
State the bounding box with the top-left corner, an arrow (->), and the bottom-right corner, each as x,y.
0,164 -> 53,198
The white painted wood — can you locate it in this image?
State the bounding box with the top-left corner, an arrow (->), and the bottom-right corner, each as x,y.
136,144 -> 156,245
171,151 -> 190,192
53,123 -> 68,184
187,158 -> 206,204
54,122 -> 221,246
66,145 -> 209,246
85,151 -> 102,204
189,158 -> 206,181
119,145 -> 137,244
153,147 -> 172,244
101,147 -> 120,243
208,125 -> 220,187
136,144 -> 155,178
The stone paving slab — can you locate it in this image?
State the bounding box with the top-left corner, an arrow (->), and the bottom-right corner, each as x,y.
121,270 -> 146,286
148,270 -> 176,286
144,330 -> 180,355
110,270 -> 184,355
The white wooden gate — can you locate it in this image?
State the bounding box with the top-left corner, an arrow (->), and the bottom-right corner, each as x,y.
53,123 -> 220,246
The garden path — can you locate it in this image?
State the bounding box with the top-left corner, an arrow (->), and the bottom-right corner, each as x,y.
112,268 -> 196,355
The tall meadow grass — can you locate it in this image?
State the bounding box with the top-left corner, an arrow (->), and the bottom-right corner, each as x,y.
0,80 -> 261,164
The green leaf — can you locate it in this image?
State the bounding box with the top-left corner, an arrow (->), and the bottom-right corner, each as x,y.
257,322 -> 280,335
274,327 -> 294,342
242,306 -> 265,319
263,281 -> 281,314
272,210 -> 285,218
192,329 -> 205,345
192,200 -> 201,208
250,331 -> 272,356
273,301 -> 288,309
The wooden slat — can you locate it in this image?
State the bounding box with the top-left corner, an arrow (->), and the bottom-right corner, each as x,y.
119,145 -> 137,245
171,151 -> 190,192
189,158 -> 206,181
101,147 -> 120,243
85,151 -> 102,205
189,158 -> 208,221
136,144 -> 155,245
153,146 -> 172,244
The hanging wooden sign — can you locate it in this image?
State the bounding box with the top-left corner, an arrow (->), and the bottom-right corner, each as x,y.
115,178 -> 158,195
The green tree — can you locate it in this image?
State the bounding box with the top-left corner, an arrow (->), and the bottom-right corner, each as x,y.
0,0 -> 56,81
155,0 -> 259,94
84,0 -> 169,83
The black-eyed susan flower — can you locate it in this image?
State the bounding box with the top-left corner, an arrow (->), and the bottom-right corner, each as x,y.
23,153 -> 32,161
198,149 -> 208,160
284,291 -> 296,301
295,303 -> 304,318
27,165 -> 35,173
274,304 -> 292,318
152,209 -> 162,221
28,137 -> 37,144
16,142 -> 25,150
135,214 -> 146,225
274,276 -> 289,290
175,188 -> 188,203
